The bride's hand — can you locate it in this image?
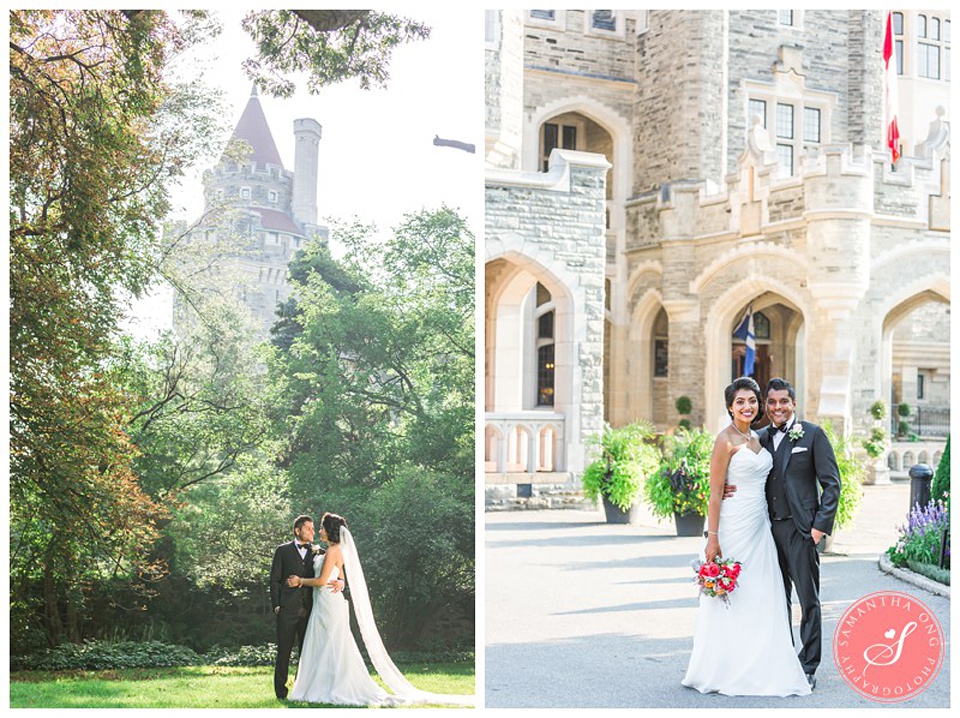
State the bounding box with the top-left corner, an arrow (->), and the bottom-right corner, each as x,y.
286,575 -> 302,588
704,536 -> 721,563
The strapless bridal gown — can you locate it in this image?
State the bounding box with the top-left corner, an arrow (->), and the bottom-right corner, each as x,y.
288,558 -> 391,706
682,444 -> 811,696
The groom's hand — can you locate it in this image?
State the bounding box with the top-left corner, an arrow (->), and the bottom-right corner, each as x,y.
722,482 -> 737,500
811,528 -> 824,545
328,578 -> 345,594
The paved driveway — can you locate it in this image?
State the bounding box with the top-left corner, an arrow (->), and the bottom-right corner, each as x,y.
484,481 -> 950,708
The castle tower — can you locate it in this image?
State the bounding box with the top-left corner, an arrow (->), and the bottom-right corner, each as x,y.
176,87 -> 326,342
292,117 -> 322,226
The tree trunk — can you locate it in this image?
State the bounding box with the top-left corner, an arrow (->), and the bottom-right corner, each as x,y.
42,547 -> 63,647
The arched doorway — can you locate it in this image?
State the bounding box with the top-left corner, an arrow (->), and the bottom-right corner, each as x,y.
881,289 -> 949,439
485,254 -> 575,475
705,283 -> 808,433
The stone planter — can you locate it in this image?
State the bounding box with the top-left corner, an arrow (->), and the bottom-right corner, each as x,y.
864,458 -> 890,485
602,496 -> 639,524
674,511 -> 705,537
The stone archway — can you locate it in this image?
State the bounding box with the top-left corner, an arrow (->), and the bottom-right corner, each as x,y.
704,280 -> 810,433
878,277 -> 950,438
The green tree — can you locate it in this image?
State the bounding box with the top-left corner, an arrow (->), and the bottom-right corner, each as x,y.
9,9 -> 212,648
240,10 -> 430,96
264,207 -> 474,648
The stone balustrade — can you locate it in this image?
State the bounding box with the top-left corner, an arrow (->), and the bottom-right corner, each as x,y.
485,412 -> 566,474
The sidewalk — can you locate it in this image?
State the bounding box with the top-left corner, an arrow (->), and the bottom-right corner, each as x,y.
485,480 -> 950,709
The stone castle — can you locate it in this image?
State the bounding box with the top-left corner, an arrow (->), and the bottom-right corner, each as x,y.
175,87 -> 327,339
484,10 -> 950,507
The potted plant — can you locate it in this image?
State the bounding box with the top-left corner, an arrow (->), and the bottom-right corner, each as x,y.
582,421 -> 661,524
643,427 -> 713,536
862,400 -> 890,485
676,395 -> 693,430
897,403 -> 912,438
821,420 -> 866,552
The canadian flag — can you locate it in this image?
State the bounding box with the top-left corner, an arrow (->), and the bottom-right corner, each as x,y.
883,11 -> 901,164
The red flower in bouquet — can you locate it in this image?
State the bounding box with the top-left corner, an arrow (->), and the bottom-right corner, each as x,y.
691,557 -> 742,608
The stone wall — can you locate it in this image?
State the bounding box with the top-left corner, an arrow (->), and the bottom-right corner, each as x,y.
485,149 -> 610,506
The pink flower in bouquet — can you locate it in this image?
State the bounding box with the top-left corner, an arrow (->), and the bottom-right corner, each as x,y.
692,557 -> 742,608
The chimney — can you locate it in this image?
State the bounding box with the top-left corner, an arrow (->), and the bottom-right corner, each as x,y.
292,118 -> 322,226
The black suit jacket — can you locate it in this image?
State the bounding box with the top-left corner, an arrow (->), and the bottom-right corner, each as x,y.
760,420 -> 842,536
270,541 -> 319,614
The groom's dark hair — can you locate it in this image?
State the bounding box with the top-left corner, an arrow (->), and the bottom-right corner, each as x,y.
293,515 -> 313,532
766,377 -> 796,401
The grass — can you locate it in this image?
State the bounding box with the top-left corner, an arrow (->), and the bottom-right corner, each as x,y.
9,663 -> 475,709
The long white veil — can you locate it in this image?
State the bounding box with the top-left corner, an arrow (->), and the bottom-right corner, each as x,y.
339,527 -> 474,707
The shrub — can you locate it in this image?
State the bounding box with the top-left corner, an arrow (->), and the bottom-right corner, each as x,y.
897,420 -> 911,437
643,427 -> 713,518
862,426 -> 887,459
869,400 -> 887,421
822,421 -> 865,531
207,643 -> 278,667
898,402 -> 911,418
581,421 -> 661,511
887,499 -> 950,570
905,560 -> 951,586
931,435 -> 949,504
675,396 -> 692,416
10,640 -> 202,672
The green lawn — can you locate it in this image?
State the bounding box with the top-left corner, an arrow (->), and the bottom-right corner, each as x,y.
9,664 -> 475,709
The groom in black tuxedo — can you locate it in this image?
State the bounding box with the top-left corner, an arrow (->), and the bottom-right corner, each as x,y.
758,377 -> 841,691
270,515 -> 318,700
270,515 -> 346,700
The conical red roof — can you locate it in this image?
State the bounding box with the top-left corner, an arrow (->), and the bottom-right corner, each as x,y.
228,86 -> 284,170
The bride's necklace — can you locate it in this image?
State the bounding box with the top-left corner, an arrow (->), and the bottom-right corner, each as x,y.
731,422 -> 753,441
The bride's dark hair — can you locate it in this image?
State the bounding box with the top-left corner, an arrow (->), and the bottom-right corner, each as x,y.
321,512 -> 348,544
724,376 -> 762,424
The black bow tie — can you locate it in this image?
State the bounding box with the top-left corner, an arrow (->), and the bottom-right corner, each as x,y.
296,543 -> 310,551
777,422 -> 790,433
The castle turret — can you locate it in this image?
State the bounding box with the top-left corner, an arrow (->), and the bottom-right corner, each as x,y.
292,118 -> 322,226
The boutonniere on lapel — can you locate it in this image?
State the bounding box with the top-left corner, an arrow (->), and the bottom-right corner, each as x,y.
788,425 -> 804,442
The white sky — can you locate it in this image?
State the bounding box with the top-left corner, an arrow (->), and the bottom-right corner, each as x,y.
127,8 -> 484,337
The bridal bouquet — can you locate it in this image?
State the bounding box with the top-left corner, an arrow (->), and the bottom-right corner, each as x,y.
691,557 -> 742,607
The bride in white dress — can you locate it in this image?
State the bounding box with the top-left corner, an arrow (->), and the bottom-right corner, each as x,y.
286,512 -> 473,707
682,378 -> 811,697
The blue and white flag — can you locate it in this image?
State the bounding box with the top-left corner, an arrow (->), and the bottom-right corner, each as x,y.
733,306 -> 756,376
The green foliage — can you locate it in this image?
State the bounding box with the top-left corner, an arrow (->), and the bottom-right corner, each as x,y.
678,418 -> 692,430
582,422 -> 661,512
675,396 -> 693,416
905,560 -> 951,586
167,454 -> 292,593
862,426 -> 888,459
10,640 -> 202,672
897,420 -> 911,437
241,10 -> 430,96
822,421 -> 865,531
206,644 -> 279,667
888,499 -> 949,571
264,208 -> 474,648
931,435 -> 950,504
898,402 -> 911,417
643,428 -> 714,518
9,9 -> 224,649
869,400 -> 887,421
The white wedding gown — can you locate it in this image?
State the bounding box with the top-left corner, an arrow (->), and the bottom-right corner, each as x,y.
288,559 -> 390,705
288,529 -> 474,707
682,444 -> 811,696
